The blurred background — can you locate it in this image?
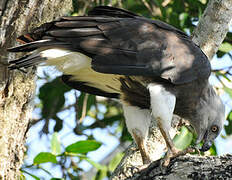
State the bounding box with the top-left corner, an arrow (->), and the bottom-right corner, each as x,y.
20,0 -> 232,179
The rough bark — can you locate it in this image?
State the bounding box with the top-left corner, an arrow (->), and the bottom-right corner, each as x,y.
120,154 -> 232,180
111,0 -> 232,179
192,0 -> 232,60
0,0 -> 72,179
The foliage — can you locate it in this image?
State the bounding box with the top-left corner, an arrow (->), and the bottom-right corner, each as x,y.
173,126 -> 193,150
22,0 -> 232,179
225,111 -> 232,136
22,132 -> 123,179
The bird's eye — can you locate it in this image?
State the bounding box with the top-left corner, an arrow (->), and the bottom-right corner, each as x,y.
211,125 -> 218,133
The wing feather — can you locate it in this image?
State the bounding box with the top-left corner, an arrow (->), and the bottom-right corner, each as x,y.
9,6 -> 211,86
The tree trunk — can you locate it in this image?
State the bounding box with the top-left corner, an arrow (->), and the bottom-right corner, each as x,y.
111,0 -> 232,179
0,1 -> 72,179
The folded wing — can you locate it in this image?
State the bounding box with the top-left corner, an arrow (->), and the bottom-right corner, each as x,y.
9,6 -> 211,97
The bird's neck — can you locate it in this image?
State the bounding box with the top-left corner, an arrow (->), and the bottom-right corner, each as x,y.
174,79 -> 210,119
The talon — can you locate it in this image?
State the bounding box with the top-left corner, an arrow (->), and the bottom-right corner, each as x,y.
195,148 -> 201,155
170,146 -> 180,155
137,164 -> 150,170
186,146 -> 200,154
143,157 -> 152,164
161,147 -> 195,167
159,158 -> 169,174
172,147 -> 195,157
163,156 -> 171,167
161,150 -> 173,167
187,147 -> 196,154
129,164 -> 149,173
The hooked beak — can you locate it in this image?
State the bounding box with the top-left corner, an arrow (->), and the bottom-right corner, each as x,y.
201,140 -> 212,152
196,130 -> 213,152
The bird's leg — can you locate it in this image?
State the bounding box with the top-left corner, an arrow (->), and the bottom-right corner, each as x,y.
157,118 -> 179,153
131,129 -> 151,164
122,104 -> 152,165
157,118 -> 195,166
157,117 -> 196,166
156,117 -> 179,166
148,84 -> 180,166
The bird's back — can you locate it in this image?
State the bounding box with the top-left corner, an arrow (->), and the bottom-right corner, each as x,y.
9,6 -> 211,104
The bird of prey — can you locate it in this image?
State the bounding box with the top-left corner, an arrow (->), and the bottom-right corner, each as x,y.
9,6 -> 225,165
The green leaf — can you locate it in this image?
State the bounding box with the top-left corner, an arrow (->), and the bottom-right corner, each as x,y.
51,132 -> 61,155
173,126 -> 193,150
178,11 -> 192,30
120,123 -> 133,142
108,152 -> 124,172
88,159 -> 108,180
101,114 -> 124,126
39,77 -> 71,120
33,152 -> 57,164
50,178 -> 65,180
209,143 -> 217,156
225,111 -> 232,135
85,158 -> 105,170
86,114 -> 123,129
219,42 -> 232,53
65,140 -> 101,154
217,50 -> 226,58
169,12 -> 180,28
94,168 -> 108,180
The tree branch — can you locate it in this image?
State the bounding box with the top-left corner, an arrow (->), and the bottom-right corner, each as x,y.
123,154 -> 232,180
192,0 -> 232,59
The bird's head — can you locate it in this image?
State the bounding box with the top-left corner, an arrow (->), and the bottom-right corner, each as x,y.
190,85 -> 225,152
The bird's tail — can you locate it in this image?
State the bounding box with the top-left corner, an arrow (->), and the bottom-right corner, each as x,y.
8,6 -> 138,70
8,39 -> 71,69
